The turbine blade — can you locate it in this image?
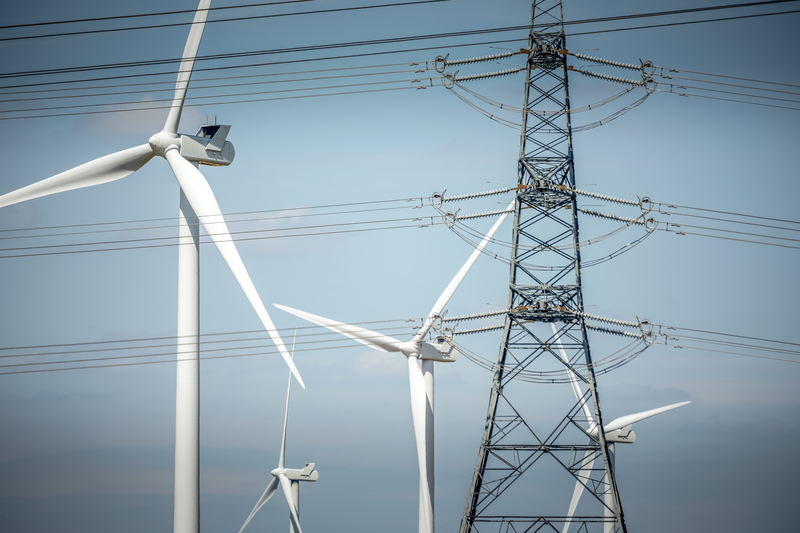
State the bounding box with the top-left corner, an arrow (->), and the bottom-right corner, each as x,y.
408,357 -> 434,533
414,199 -> 514,342
165,150 -> 305,388
279,474 -> 303,533
603,401 -> 691,433
551,324 -> 595,427
562,448 -> 595,533
274,304 -> 403,353
238,477 -> 279,533
0,144 -> 154,209
163,0 -> 212,134
278,332 -> 296,470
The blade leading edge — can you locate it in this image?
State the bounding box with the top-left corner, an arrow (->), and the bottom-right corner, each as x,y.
551,324 -> 595,428
163,0 -> 212,134
165,150 -> 304,388
279,473 -> 303,533
238,477 -> 279,533
275,304 -> 403,353
562,448 -> 596,533
279,332 -> 296,470
0,144 -> 154,209
414,199 -> 514,342
603,401 -> 691,433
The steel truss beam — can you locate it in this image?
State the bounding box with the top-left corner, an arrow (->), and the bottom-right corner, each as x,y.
460,2 -> 626,532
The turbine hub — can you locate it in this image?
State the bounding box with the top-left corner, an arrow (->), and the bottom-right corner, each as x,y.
399,341 -> 421,358
148,131 -> 181,157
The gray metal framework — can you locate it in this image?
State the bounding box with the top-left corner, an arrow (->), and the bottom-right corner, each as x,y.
459,2 -> 626,532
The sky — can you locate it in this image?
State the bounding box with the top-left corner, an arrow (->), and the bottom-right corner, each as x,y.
0,0 -> 799,532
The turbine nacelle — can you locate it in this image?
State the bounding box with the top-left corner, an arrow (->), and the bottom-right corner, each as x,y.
272,463 -> 319,482
604,426 -> 636,444
399,338 -> 459,362
148,125 -> 235,166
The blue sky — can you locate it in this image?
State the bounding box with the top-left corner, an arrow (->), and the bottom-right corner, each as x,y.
0,1 -> 798,532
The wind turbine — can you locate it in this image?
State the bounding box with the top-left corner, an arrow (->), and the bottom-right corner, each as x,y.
275,200 -> 514,533
550,324 -> 689,533
0,2 -> 304,532
239,340 -> 318,533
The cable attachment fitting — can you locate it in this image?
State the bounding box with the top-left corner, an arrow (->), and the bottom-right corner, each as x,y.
637,317 -> 655,345
639,196 -> 653,215
443,209 -> 460,228
640,59 -> 656,79
443,71 -> 457,88
434,54 -> 449,73
432,190 -> 446,208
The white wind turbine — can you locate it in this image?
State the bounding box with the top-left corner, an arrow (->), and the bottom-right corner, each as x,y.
239,342 -> 318,533
0,2 -> 304,532
550,324 -> 689,533
275,200 -> 514,533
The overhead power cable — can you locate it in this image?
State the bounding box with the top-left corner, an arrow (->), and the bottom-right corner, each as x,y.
0,195 -> 430,234
0,318 -> 415,353
0,0 -> 450,43
0,66 -> 426,104
2,1 -> 797,82
567,7 -> 800,38
2,0 -> 794,44
0,1 -> 319,30
0,85 -> 420,121
0,62 -> 423,97
0,75 -> 438,115
0,218 -> 442,259
0,205 -> 432,243
656,88 -> 800,111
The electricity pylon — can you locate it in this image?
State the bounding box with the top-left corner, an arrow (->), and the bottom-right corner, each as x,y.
459,2 -> 626,532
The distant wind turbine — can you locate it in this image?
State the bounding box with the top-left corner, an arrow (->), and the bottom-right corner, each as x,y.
0,2 -> 304,532
551,324 -> 689,533
239,338 -> 318,533
275,200 -> 514,533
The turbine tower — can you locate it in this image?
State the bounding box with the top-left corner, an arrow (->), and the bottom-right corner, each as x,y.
0,3 -> 305,533
460,1 -> 626,531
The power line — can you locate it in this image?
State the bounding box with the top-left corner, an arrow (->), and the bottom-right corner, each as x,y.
0,219 -> 442,259
0,195 -> 428,234
0,205 -> 429,242
656,83 -> 800,104
653,73 -> 800,95
569,8 -> 800,38
657,202 -> 800,225
0,318 -> 415,352
0,1 -> 450,43
653,66 -> 800,89
0,75 -> 437,115
2,0 -> 793,44
0,62 -> 419,97
0,1 -> 318,30
0,214 -> 441,253
654,225 -> 800,250
657,87 -> 800,111
0,85 -> 420,121
0,67 -> 424,104
3,2 -> 797,80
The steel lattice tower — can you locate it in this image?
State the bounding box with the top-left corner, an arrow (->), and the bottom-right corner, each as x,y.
460,2 -> 626,532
